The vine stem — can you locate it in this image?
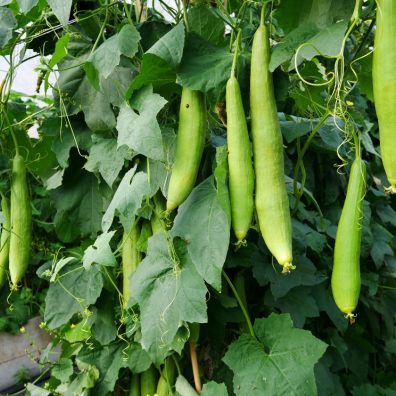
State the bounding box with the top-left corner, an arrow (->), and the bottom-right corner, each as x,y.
182,0 -> 190,32
222,270 -> 255,338
230,29 -> 241,78
189,340 -> 202,393
90,1 -> 110,54
260,1 -> 266,26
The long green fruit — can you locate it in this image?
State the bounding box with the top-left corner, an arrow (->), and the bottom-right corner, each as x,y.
122,223 -> 141,308
0,194 -> 10,288
9,154 -> 32,286
129,373 -> 141,396
250,19 -> 293,272
373,0 -> 396,193
156,357 -> 176,396
331,158 -> 366,320
166,88 -> 206,212
226,76 -> 254,243
141,365 -> 157,396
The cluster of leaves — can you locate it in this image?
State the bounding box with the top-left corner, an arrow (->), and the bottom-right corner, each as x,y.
1,0 -> 396,395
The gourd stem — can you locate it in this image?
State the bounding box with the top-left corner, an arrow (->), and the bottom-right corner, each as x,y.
230,30 -> 242,77
260,2 -> 266,26
222,270 -> 255,338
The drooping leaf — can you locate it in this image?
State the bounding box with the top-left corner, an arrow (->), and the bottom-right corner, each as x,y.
0,7 -> 17,48
91,292 -> 118,346
187,5 -> 225,47
171,177 -> 230,291
117,85 -> 166,160
55,58 -> 116,132
17,0 -> 39,13
47,0 -> 72,26
78,343 -> 125,396
102,167 -> 151,233
84,136 -> 129,187
131,233 -> 208,365
83,231 -> 117,269
177,33 -> 232,94
91,25 -> 140,79
52,170 -> 110,241
44,260 -> 103,329
147,22 -> 185,68
49,34 -> 70,68
128,54 -> 176,93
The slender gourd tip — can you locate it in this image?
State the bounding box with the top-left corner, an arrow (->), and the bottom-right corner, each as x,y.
281,262 -> 296,274
384,185 -> 396,195
345,312 -> 357,325
234,238 -> 247,250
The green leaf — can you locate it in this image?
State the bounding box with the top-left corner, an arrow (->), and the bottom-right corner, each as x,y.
292,20 -> 349,69
44,261 -> 103,329
91,25 -> 140,79
175,375 -> 199,396
201,381 -> 228,396
46,118 -> 92,169
17,0 -> 39,13
131,233 -> 207,365
83,231 -> 117,269
267,287 -> 320,327
0,7 -> 17,48
78,343 -> 125,396
293,219 -> 327,254
171,177 -> 230,291
84,136 -> 129,187
52,171 -> 110,241
124,342 -> 152,373
52,358 -> 74,383
128,53 -> 176,94
117,85 -> 166,160
102,167 -> 151,233
47,0 -> 72,26
177,33 -> 232,94
314,355 -> 346,396
101,65 -> 136,106
188,5 -> 225,47
253,255 -> 326,299
352,384 -> 396,396
147,22 -> 185,68
63,320 -> 92,343
370,224 -> 393,269
49,34 -> 70,68
25,384 -> 50,396
270,20 -> 349,72
55,58 -> 116,132
92,292 -> 118,345
57,366 -> 99,395
275,0 -> 354,34
223,313 -> 327,395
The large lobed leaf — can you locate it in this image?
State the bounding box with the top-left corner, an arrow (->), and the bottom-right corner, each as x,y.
223,313 -> 327,395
